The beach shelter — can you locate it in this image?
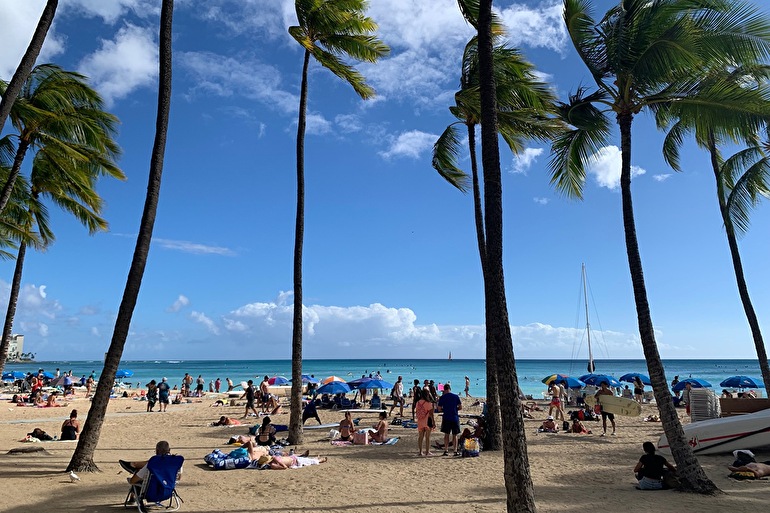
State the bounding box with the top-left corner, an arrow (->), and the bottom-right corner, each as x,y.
315,381 -> 351,395
41,371 -> 55,379
619,373 -> 652,386
719,376 -> 765,389
543,374 -> 585,389
347,377 -> 371,388
300,374 -> 318,384
2,371 -> 25,381
542,374 -> 569,385
357,379 -> 394,390
115,370 -> 134,379
268,376 -> 289,385
321,375 -> 346,385
672,378 -> 711,393
579,374 -> 622,388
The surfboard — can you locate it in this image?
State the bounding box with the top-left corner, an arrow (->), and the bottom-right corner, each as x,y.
302,423 -> 341,430
339,409 -> 386,414
658,407 -> 770,455
584,394 -> 642,417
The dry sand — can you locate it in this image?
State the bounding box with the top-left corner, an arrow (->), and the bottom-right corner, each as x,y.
0,394 -> 767,513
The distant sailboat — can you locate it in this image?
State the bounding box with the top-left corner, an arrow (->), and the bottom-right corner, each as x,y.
448,351 -> 452,361
582,263 -> 596,373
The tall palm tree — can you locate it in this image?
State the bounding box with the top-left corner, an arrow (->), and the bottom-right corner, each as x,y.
0,0 -> 59,145
656,66 -> 770,390
0,66 -> 121,374
67,0 -> 174,472
432,35 -> 562,451
286,0 -> 388,444
550,0 -> 770,493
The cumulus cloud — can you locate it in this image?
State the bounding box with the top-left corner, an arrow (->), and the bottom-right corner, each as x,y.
90,326 -> 101,337
498,1 -> 568,53
167,295 -> 190,313
78,24 -> 158,105
63,0 -> 160,23
586,146 -> 646,190
653,174 -> 672,182
0,1 -> 65,78
191,311 -> 220,335
153,238 -> 236,256
511,147 -> 544,174
379,130 -> 437,159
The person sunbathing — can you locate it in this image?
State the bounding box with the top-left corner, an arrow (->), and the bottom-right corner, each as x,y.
256,453 -> 327,470
212,416 -> 242,426
728,462 -> 770,478
339,412 -> 355,441
370,412 -> 389,443
538,416 -> 558,433
571,418 -> 591,434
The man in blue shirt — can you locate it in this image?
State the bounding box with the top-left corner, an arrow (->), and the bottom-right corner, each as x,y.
437,383 -> 462,456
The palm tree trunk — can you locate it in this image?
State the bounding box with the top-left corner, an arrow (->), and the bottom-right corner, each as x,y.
467,122 -> 502,450
0,241 -> 27,375
67,0 -> 174,472
707,138 -> 770,391
0,0 -> 58,161
0,140 -> 31,222
288,49 -> 311,446
478,2 -> 535,511
617,111 -> 719,494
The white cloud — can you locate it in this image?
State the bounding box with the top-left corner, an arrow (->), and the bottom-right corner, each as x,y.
533,197 -> 549,205
586,146 -> 647,190
335,114 -> 363,133
167,295 -> 190,313
305,112 -> 332,135
511,147 -> 544,174
0,1 -> 65,78
153,238 -> 235,256
90,326 -> 100,337
190,310 -> 220,335
653,174 -> 672,182
62,0 -> 160,23
379,130 -> 437,159
498,1 -> 568,53
78,24 -> 158,105
179,51 -> 297,114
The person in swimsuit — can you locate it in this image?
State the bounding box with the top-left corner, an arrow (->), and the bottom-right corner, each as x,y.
595,382 -> 617,436
339,412 -> 355,441
370,412 -> 389,443
415,390 -> 435,456
464,376 -> 472,398
259,376 -> 271,413
633,377 -> 644,403
213,416 -> 242,426
410,379 -> 422,420
61,409 -> 80,440
241,380 -> 259,418
634,441 -> 676,489
256,416 -> 277,446
548,383 -> 565,421
257,454 -> 327,470
728,462 -> 770,478
226,377 -> 234,392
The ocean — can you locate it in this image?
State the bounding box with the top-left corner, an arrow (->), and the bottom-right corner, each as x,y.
4,358 -> 764,398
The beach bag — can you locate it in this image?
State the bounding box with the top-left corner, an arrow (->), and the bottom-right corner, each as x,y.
462,438 -> 480,458
353,431 -> 369,445
328,429 -> 340,440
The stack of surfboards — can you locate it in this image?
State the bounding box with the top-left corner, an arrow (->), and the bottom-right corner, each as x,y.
658,407 -> 770,455
689,388 -> 720,422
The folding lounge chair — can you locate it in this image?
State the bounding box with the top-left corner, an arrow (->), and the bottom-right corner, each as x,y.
370,396 -> 381,409
124,454 -> 184,513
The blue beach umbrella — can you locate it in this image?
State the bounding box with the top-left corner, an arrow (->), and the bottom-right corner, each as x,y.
300,374 -> 318,384
41,371 -> 55,379
579,374 -> 622,388
719,376 -> 764,389
315,381 -> 351,395
556,376 -> 586,389
347,377 -> 372,388
357,379 -> 394,390
619,373 -> 652,386
268,376 -> 289,385
2,371 -> 25,381
115,370 -> 134,379
672,378 -> 711,393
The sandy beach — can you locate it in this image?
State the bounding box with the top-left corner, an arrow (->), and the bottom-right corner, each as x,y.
0,394 -> 767,513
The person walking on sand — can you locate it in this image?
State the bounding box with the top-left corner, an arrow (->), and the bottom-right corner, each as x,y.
464,376 -> 472,398
415,388 -> 435,456
389,376 -> 405,417
437,383 -> 462,456
595,382 -> 616,436
158,377 -> 170,412
241,380 -> 259,418
226,377 -> 234,392
215,378 -> 221,393
548,382 -> 565,421
411,379 -> 422,420
259,376 -> 271,412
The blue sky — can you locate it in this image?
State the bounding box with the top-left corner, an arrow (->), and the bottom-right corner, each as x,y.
0,0 -> 768,361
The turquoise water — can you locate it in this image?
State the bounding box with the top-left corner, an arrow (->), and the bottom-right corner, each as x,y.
4,358 -> 764,398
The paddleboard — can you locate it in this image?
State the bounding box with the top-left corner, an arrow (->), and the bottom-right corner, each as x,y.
584,394 -> 642,417
303,423 -> 340,430
658,407 -> 770,455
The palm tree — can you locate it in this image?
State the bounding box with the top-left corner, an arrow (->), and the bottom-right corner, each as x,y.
656,66 -> 770,391
432,35 -> 562,450
286,0 -> 388,445
550,0 -> 770,493
0,0 -> 59,144
67,0 -> 174,472
0,66 -> 122,374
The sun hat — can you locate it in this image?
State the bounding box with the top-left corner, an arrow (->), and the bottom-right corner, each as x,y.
257,455 -> 272,466
162,377 -> 167,381
546,415 -> 554,420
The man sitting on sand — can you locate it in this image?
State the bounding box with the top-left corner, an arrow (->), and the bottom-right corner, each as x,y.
728,462 -> 770,479
120,441 -> 183,486
634,441 -> 676,490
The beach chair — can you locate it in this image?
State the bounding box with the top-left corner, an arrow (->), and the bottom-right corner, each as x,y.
124,454 -> 184,513
340,397 -> 353,409
370,395 -> 381,409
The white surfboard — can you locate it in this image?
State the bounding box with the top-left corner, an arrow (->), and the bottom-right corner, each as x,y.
658,407 -> 770,455
584,394 -> 642,417
303,423 -> 341,430
339,409 -> 386,414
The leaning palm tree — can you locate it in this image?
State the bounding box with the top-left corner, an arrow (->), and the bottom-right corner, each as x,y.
0,66 -> 121,374
432,35 -> 562,450
656,66 -> 770,391
550,0 -> 770,493
0,0 -> 59,145
286,0 -> 388,445
68,0 -> 174,473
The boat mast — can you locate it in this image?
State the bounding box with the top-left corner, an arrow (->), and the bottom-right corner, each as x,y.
582,263 -> 595,373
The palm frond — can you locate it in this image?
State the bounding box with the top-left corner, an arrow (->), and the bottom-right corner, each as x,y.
432,124 -> 470,192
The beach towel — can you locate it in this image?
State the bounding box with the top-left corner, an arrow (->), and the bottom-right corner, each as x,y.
372,437 -> 399,445
330,440 -> 353,446
728,471 -> 767,481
